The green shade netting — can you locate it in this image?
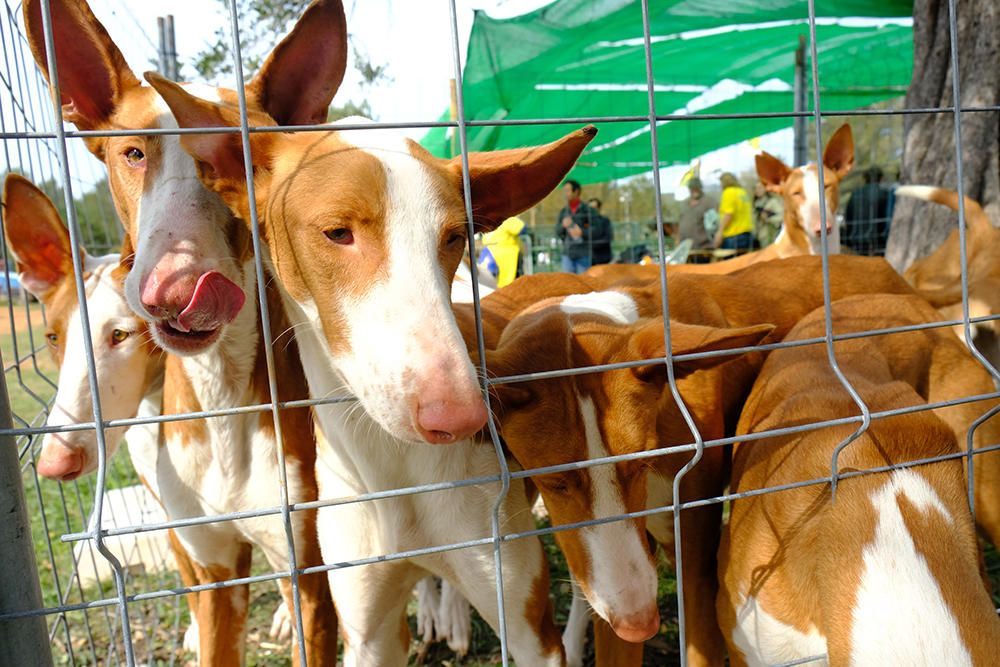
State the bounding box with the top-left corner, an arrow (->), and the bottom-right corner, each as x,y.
422,0 -> 913,183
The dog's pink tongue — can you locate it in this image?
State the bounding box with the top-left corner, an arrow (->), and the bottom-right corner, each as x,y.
175,271 -> 246,333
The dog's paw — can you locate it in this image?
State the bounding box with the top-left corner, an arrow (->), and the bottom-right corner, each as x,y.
183,617 -> 199,654
269,602 -> 294,642
415,577 -> 442,644
439,580 -> 471,657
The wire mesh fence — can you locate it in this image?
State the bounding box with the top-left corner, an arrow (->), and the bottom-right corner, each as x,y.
0,2 -> 188,664
0,0 -> 998,666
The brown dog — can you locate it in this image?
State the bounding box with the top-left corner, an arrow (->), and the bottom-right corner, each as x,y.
719,293 -> 1000,666
585,124 -> 855,287
896,185 -> 1000,374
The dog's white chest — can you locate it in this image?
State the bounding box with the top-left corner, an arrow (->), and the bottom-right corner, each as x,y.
158,411 -> 305,569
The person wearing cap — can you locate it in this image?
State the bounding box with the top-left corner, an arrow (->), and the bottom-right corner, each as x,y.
478,215 -> 526,287
715,172 -> 755,252
677,177 -> 717,263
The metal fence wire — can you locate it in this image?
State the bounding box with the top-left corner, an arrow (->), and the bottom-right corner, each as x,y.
0,0 -> 998,666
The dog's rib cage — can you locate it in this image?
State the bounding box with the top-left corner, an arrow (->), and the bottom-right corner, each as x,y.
0,0 -> 995,666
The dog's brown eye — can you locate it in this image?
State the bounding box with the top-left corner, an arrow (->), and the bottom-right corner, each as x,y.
446,232 -> 465,247
110,329 -> 130,346
45,332 -> 58,347
538,474 -> 570,494
324,228 -> 354,245
124,147 -> 145,167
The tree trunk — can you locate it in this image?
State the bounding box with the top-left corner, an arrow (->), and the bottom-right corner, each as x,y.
885,0 -> 1000,272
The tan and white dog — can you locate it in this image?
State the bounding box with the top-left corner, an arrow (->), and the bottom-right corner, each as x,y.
585,124 -> 855,286
719,294 -> 1000,666
750,123 -> 854,259
2,174 -> 161,482
0,174 -> 304,653
24,1 -> 345,664
27,0 -> 492,655
479,296 -> 771,665
145,51 -> 597,666
24,0 -> 345,358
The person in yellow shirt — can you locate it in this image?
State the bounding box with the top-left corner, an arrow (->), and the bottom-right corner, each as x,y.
714,172 -> 755,252
479,216 -> 526,287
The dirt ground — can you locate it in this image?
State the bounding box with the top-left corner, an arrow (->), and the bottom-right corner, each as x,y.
0,297 -> 43,340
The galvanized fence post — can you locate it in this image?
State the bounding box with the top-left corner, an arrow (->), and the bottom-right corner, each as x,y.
0,368 -> 54,666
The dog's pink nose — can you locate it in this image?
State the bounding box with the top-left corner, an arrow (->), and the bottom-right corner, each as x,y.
140,270 -> 244,331
416,399 -> 488,445
609,607 -> 661,643
813,221 -> 834,235
140,270 -> 197,320
37,442 -> 85,482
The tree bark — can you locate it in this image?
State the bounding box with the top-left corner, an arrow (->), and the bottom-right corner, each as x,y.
885,0 -> 1000,271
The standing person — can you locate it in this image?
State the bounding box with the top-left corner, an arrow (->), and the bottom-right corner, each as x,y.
677,177 -> 717,263
478,215 -> 525,287
752,181 -> 783,248
555,180 -> 597,273
586,197 -> 614,265
715,172 -> 754,253
843,166 -> 891,256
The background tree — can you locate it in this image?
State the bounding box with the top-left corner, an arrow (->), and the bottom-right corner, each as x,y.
885,0 -> 1000,271
192,0 -> 388,121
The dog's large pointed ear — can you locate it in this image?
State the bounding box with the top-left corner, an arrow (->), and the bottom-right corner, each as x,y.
755,152 -> 792,194
492,382 -> 534,416
451,126 -> 598,232
2,174 -> 75,301
145,72 -> 274,222
247,0 -> 349,126
23,0 -> 140,131
628,318 -> 775,384
822,123 -> 854,180
482,313 -> 555,413
484,351 -> 535,413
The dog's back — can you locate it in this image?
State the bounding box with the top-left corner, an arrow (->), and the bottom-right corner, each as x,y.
719,294 -> 1000,666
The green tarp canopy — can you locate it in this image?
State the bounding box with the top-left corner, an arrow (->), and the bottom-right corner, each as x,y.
422,0 -> 913,184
